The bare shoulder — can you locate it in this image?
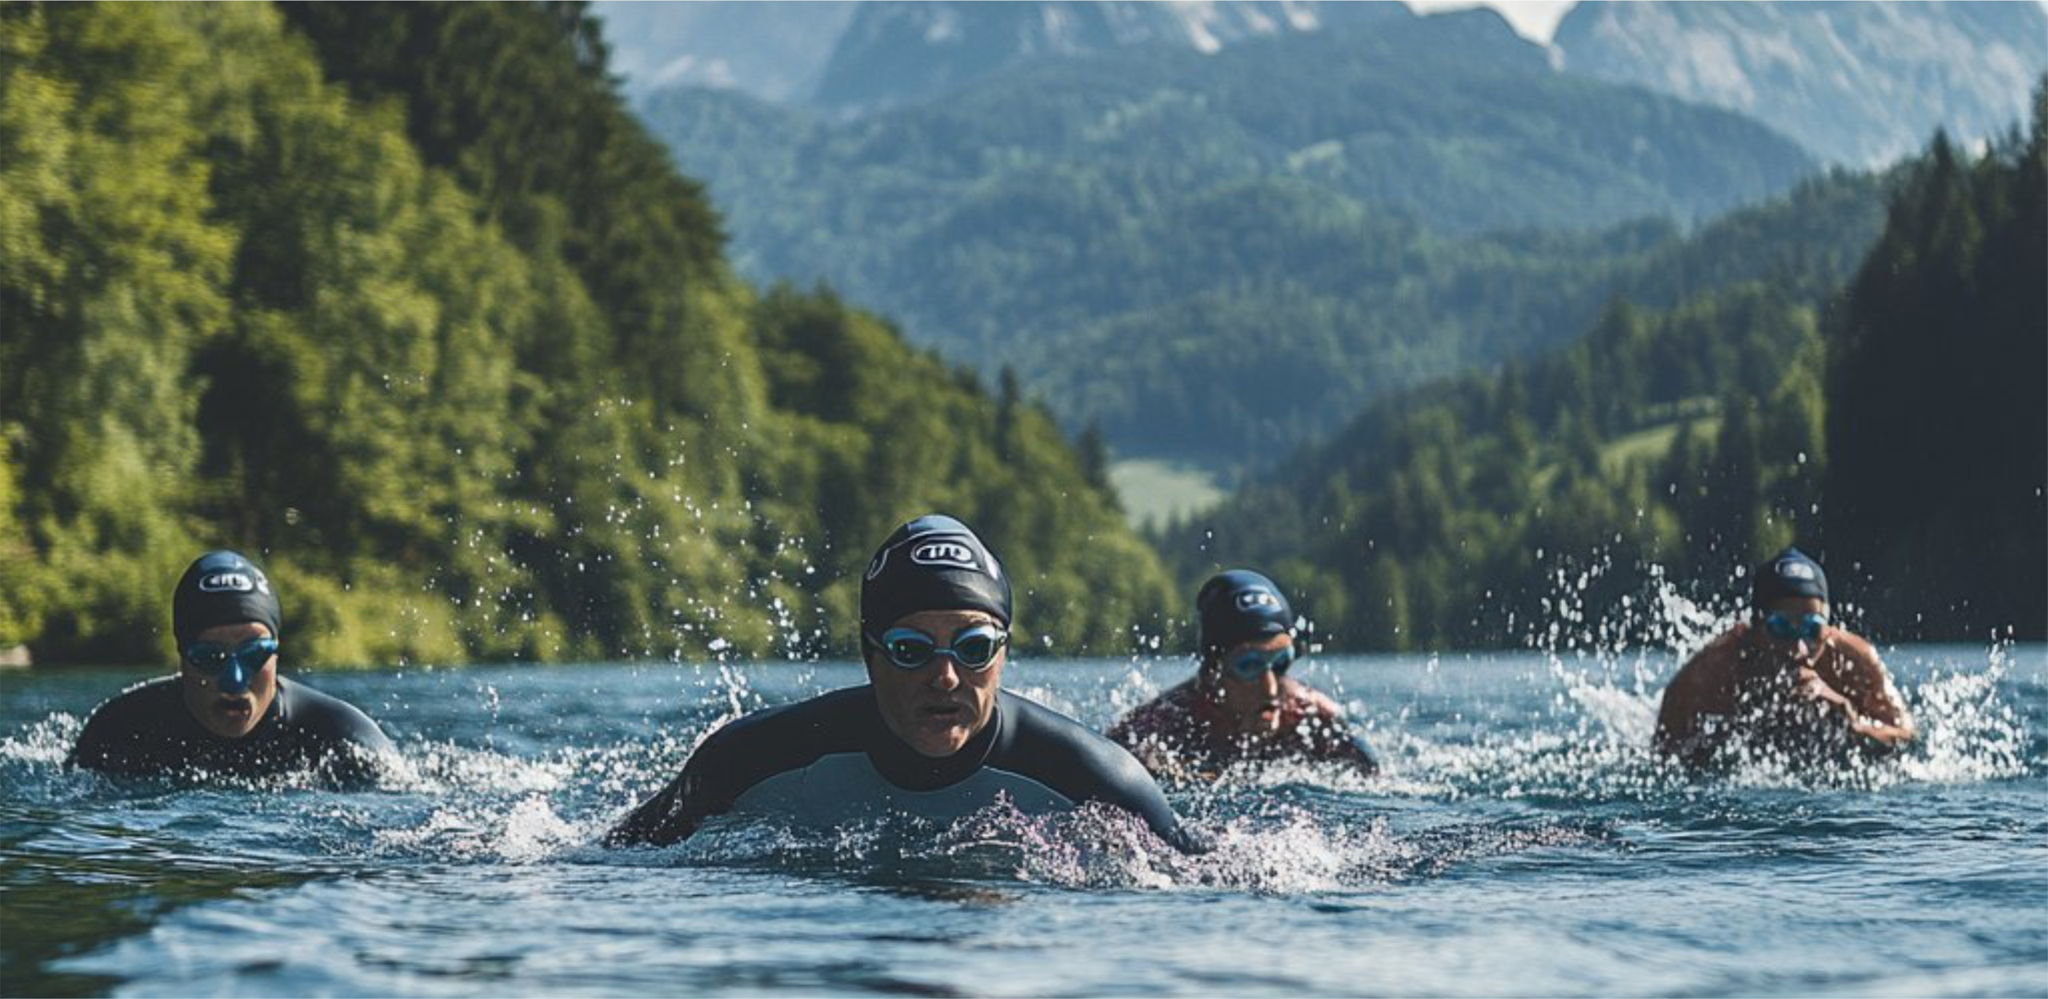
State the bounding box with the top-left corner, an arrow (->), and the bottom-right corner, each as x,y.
1816,627 -> 1894,689
1819,627 -> 1910,723
1825,628 -> 1886,669
1670,627 -> 1744,690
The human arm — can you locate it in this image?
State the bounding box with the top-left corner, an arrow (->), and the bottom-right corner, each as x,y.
1087,745 -> 1215,855
1800,633 -> 1915,749
604,767 -> 707,847
604,726 -> 747,847
1653,644 -> 1735,769
68,700 -> 132,772
285,681 -> 400,786
66,680 -> 177,774
1293,686 -> 1379,777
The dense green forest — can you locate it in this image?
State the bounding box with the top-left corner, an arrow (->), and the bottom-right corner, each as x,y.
1822,114 -> 2047,641
0,2 -> 1176,667
1161,94 -> 2047,648
1027,170 -> 1888,472
636,13 -> 1849,468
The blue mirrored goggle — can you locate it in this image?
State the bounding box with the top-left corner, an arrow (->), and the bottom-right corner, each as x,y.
182,637 -> 278,693
1226,643 -> 1296,682
865,625 -> 1007,671
1762,612 -> 1827,642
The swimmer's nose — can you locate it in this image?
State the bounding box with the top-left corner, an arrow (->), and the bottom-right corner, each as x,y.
218,662 -> 251,695
927,657 -> 962,691
1259,669 -> 1280,698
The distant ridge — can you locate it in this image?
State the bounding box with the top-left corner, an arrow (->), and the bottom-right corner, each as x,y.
1553,1 -> 2048,166
812,1 -> 1410,111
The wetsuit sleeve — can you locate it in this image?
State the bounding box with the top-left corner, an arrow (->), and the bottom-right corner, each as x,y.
605,691 -> 871,848
1083,742 -> 1215,855
283,682 -> 399,786
604,733 -> 741,847
67,681 -> 175,775
69,698 -> 135,772
1001,697 -> 1213,854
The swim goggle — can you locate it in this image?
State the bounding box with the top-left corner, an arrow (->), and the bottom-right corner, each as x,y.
864,624 -> 1008,671
1225,643 -> 1296,682
1761,612 -> 1827,642
182,637 -> 278,694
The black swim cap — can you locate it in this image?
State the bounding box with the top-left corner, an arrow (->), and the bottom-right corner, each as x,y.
860,515 -> 1012,636
173,550 -> 282,648
1196,569 -> 1294,652
1752,546 -> 1828,611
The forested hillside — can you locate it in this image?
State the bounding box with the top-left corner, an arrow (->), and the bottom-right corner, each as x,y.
639,11 -> 1836,469
1161,95 -> 2047,648
0,2 -> 1176,666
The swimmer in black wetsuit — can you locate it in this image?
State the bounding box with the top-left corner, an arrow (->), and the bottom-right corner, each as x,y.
69,550 -> 395,784
607,514 -> 1209,854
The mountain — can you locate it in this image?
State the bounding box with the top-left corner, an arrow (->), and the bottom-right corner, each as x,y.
811,0 -> 1409,112
638,10 -> 1825,469
1553,1 -> 2048,167
591,1 -> 857,102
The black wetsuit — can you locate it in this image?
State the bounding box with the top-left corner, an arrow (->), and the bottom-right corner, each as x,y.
69,676 -> 394,784
608,687 -> 1209,854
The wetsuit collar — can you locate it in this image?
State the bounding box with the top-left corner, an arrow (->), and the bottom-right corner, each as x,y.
863,686 -> 1004,791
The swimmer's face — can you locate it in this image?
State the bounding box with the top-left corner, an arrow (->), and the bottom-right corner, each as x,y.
1207,631 -> 1291,735
1750,595 -> 1829,673
866,609 -> 1004,758
180,621 -> 278,739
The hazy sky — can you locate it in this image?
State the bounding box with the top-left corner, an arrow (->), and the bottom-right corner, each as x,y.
1407,1 -> 1579,44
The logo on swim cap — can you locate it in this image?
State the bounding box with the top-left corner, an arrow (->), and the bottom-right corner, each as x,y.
911,539 -> 983,574
198,571 -> 263,594
1236,589 -> 1280,611
1778,560 -> 1817,581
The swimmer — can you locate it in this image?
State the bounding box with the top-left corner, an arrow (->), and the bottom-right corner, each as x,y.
69,550 -> 395,782
1108,569 -> 1378,781
1654,547 -> 1915,769
607,514 -> 1208,854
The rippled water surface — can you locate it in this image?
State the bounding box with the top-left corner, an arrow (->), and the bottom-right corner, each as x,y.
4,644 -> 2043,996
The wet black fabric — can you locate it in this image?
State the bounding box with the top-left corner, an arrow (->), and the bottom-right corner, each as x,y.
172,550 -> 283,648
606,687 -> 1208,854
859,514 -> 1012,634
1196,569 -> 1295,651
1752,547 -> 1829,610
69,676 -> 394,785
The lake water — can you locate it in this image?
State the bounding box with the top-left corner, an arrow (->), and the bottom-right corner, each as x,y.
3,643 -> 2043,996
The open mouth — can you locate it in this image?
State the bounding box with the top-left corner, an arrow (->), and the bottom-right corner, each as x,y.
917,702 -> 968,722
214,697 -> 254,719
